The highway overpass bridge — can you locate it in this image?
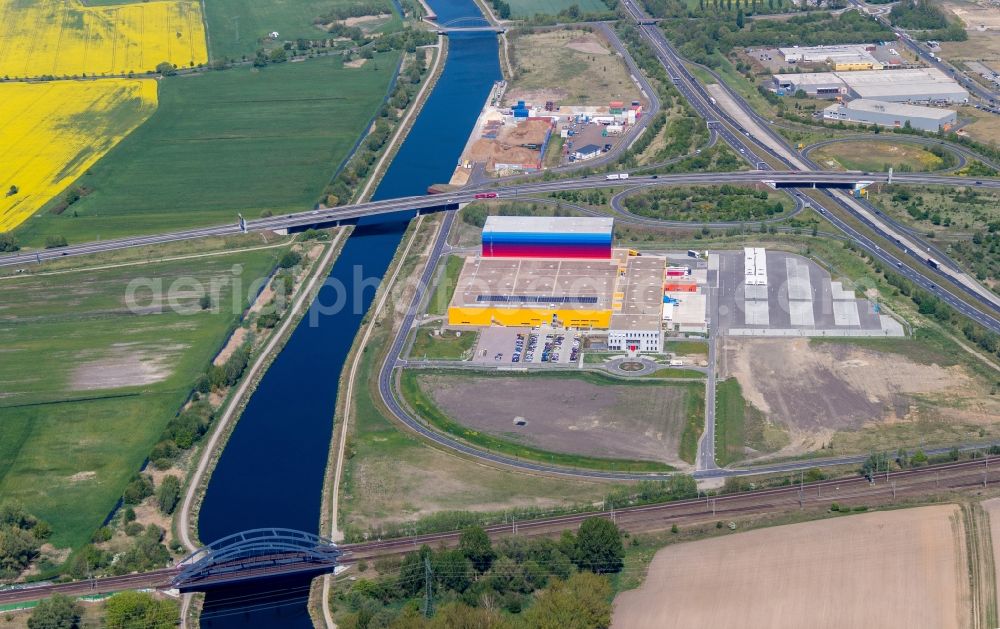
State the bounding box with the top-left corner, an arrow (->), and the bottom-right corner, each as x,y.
6,171 -> 992,269
4,171 -> 997,264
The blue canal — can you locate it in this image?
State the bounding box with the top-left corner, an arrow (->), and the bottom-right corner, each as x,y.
197,2 -> 500,625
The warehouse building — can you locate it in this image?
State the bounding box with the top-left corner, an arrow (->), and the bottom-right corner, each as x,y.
842,68 -> 968,104
447,217 -> 689,353
481,216 -> 613,259
772,67 -> 968,103
778,44 -> 883,71
772,72 -> 848,97
823,99 -> 957,132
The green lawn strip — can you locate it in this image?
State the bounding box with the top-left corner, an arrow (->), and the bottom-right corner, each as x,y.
645,368 -> 705,379
0,247 -> 281,550
426,255 -> 463,316
505,0 -> 608,18
408,327 -> 477,360
810,330 -> 963,368
17,53 -> 400,247
664,340 -> 708,356
204,0 -> 401,60
398,369 -> 674,473
714,378 -> 748,467
677,383 -> 705,464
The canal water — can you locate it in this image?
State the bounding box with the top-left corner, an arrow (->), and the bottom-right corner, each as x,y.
197,2 -> 500,625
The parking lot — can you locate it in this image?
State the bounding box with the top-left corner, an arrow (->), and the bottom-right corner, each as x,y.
564,122 -> 620,163
712,250 -> 905,337
471,326 -> 581,365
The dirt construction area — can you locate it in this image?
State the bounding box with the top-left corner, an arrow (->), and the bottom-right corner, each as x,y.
505,30 -> 641,107
414,373 -> 696,466
720,338 -> 1000,455
613,504 -> 971,628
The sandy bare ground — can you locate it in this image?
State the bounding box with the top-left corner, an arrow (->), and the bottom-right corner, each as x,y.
722,338 -> 996,455
943,1 -> 1000,30
505,30 -> 640,107
71,342 -> 185,390
980,497 -> 1000,612
565,37 -> 610,56
416,374 -> 692,465
612,505 -> 971,629
213,327 -> 247,366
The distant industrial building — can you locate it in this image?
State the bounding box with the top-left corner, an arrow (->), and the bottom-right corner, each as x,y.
772,67 -> 968,103
823,99 -> 957,132
842,68 -> 968,104
779,45 -> 883,71
772,72 -> 848,97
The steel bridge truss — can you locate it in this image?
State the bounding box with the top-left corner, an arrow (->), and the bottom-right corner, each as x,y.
172,528 -> 341,589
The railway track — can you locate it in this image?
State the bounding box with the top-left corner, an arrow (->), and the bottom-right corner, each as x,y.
1,456 -> 997,607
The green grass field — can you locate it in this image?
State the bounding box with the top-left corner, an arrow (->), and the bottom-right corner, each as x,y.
408,327 -> 477,360
15,53 -> 400,247
811,141 -> 946,173
505,0 -> 610,17
664,340 -> 708,356
0,244 -> 283,551
204,0 -> 399,60
427,255 -> 462,316
677,383 -> 705,464
647,368 -> 705,379
714,378 -> 749,467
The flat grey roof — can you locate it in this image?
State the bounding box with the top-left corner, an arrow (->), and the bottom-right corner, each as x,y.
837,99 -> 956,119
773,72 -> 845,86
451,257 -> 618,310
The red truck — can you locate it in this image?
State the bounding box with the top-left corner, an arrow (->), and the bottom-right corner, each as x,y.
474,192 -> 498,199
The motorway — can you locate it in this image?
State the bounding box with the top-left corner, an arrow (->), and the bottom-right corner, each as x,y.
4,455 -> 1000,607
2,171 -> 997,264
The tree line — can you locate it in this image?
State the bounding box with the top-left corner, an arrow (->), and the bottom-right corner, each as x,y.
335,520 -> 623,628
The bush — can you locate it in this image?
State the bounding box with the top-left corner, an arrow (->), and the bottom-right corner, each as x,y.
44,235 -> 68,249
279,251 -> 303,269
0,232 -> 18,252
124,522 -> 145,537
28,595 -> 80,629
121,474 -> 154,505
155,61 -> 177,76
156,476 -> 181,515
91,526 -> 112,543
105,592 -> 178,629
573,517 -> 624,574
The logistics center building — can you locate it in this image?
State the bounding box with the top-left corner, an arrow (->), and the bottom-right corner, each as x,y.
448,216 -> 676,351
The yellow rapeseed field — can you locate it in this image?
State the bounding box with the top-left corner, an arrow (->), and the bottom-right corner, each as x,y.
0,0 -> 208,78
0,80 -> 158,232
